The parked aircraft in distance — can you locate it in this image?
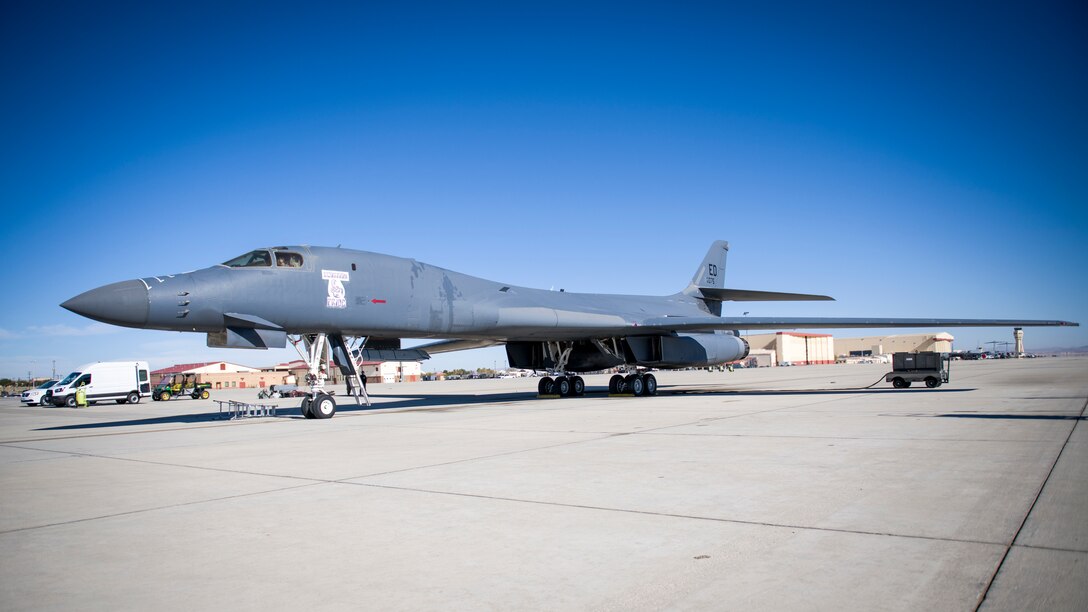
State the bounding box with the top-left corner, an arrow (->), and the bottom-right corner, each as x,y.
62,241 -> 1078,418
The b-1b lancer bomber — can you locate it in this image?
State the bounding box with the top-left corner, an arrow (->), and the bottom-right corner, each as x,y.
62,241 -> 1077,418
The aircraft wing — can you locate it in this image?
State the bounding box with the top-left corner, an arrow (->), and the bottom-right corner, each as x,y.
635,316 -> 1080,332
411,338 -> 507,354
406,317 -> 1077,355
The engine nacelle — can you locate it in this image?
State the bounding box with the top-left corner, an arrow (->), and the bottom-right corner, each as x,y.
627,332 -> 749,368
506,340 -> 624,372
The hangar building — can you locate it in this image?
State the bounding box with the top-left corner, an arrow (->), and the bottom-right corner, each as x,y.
742,332 -> 835,366
834,333 -> 954,357
739,332 -> 955,366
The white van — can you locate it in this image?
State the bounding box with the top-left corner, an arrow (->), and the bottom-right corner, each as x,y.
50,361 -> 152,407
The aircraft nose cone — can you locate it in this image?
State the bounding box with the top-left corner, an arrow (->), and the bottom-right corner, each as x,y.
61,280 -> 149,327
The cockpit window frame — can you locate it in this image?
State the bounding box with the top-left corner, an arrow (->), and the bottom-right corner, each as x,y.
221,250 -> 273,268
274,251 -> 305,269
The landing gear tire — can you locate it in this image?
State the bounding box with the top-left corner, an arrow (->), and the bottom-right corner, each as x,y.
608,374 -> 623,394
925,377 -> 940,388
538,377 -> 555,395
626,374 -> 645,397
312,393 -> 336,419
127,392 -> 140,404
643,374 -> 657,396
301,397 -> 315,419
571,376 -> 585,397
554,376 -> 570,397
892,378 -> 907,389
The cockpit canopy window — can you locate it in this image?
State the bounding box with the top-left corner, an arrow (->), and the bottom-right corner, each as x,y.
222,250 -> 272,268
275,251 -> 304,268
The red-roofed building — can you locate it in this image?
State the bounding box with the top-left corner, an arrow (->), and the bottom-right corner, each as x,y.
151,361 -> 272,390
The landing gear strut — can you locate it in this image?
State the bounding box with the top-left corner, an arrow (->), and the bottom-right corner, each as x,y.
536,341 -> 584,397
291,333 -> 338,419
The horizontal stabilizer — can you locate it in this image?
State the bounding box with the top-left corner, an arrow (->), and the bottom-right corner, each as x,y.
699,288 -> 834,302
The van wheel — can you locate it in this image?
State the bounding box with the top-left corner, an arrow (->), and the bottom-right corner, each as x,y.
127,392 -> 140,404
116,399 -> 126,404
65,395 -> 76,407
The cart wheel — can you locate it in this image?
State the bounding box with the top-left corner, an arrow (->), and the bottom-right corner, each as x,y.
925,377 -> 940,388
892,377 -> 907,389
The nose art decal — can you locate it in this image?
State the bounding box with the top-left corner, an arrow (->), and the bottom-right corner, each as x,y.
322,270 -> 349,309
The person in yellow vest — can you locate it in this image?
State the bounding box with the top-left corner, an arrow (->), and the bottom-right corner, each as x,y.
75,382 -> 88,408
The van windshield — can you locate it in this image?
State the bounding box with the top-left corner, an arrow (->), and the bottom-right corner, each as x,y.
222,250 -> 272,268
36,380 -> 57,389
58,372 -> 80,385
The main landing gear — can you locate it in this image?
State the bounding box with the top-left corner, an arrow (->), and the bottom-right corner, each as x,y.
537,375 -> 586,397
535,341 -> 586,398
608,372 -> 657,397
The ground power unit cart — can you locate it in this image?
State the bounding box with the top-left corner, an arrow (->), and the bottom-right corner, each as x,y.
886,351 -> 950,388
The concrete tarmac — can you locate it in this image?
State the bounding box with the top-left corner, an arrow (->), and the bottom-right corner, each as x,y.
1,358 -> 1085,610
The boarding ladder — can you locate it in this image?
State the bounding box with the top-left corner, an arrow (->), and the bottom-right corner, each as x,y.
330,335 -> 371,407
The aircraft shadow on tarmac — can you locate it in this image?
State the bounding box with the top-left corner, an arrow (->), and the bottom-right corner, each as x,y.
35,385 -> 977,431
34,392 -> 528,430
670,387 -> 975,396
937,413 -> 1086,421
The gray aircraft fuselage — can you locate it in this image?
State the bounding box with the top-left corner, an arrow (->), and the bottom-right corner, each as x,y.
67,245 -> 705,340
62,242 -> 1077,374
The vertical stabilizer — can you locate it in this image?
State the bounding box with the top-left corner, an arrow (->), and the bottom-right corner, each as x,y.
690,240 -> 729,289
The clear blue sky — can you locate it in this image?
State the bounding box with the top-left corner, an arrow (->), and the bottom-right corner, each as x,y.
1,1 -> 1085,378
